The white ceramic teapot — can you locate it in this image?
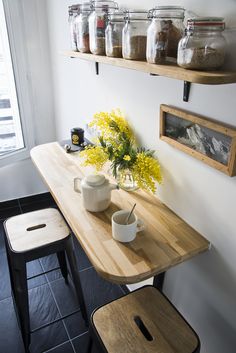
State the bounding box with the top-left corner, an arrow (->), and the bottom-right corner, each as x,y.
74,174 -> 118,212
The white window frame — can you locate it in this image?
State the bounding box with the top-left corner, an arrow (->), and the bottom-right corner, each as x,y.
0,0 -> 35,167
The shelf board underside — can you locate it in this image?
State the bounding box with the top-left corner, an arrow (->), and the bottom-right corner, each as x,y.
64,51 -> 236,85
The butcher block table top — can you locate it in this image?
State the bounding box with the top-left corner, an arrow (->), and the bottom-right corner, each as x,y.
31,142 -> 210,285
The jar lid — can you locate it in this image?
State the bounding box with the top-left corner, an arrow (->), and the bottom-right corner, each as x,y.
85,174 -> 106,187
125,10 -> 148,21
69,4 -> 82,13
92,0 -> 118,10
81,2 -> 92,12
152,6 -> 185,19
108,10 -> 126,22
187,17 -> 225,30
71,127 -> 84,133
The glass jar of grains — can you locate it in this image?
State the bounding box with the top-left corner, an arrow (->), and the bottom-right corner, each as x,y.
177,18 -> 226,70
68,4 -> 81,51
146,6 -> 185,64
76,2 -> 92,53
89,0 -> 118,55
105,10 -> 125,57
122,10 -> 149,61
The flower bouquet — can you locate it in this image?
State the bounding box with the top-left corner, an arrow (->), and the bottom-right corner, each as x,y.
80,109 -> 162,193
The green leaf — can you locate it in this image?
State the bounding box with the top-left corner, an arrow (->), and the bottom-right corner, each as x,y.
109,120 -> 120,133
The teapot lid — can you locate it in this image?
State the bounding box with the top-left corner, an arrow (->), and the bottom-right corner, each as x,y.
85,174 -> 106,186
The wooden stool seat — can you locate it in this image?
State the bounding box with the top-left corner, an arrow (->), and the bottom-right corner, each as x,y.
90,286 -> 200,353
5,208 -> 70,252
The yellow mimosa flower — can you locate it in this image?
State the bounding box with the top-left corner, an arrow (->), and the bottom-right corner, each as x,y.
80,146 -> 108,171
79,109 -> 162,193
123,155 -> 131,161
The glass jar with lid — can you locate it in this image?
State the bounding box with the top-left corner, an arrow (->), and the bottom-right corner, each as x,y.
89,0 -> 118,55
68,4 -> 81,51
177,18 -> 226,70
105,10 -> 125,57
122,10 -> 149,60
146,6 -> 185,64
76,2 -> 92,53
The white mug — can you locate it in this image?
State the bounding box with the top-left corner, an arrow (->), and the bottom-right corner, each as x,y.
112,210 -> 145,243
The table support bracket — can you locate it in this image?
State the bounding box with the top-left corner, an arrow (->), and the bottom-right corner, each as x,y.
153,272 -> 166,291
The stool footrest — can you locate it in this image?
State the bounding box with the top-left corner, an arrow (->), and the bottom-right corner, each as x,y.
30,308 -> 81,333
27,266 -> 61,281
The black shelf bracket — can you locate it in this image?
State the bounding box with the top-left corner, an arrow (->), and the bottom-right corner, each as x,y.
183,81 -> 191,102
95,62 -> 99,75
150,74 -> 190,102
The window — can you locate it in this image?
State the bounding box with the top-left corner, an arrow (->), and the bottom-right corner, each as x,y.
0,0 -> 34,165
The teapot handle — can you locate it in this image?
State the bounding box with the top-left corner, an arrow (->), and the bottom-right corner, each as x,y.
74,177 -> 82,193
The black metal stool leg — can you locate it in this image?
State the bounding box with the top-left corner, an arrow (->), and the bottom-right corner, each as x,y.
8,255 -> 22,330
65,238 -> 89,325
12,257 -> 31,352
86,336 -> 93,353
5,242 -> 18,302
4,237 -> 27,344
57,251 -> 69,284
10,265 -> 22,329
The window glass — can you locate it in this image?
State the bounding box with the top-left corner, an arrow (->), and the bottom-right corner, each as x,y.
0,0 -> 24,156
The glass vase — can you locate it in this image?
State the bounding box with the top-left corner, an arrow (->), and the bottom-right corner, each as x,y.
117,168 -> 138,191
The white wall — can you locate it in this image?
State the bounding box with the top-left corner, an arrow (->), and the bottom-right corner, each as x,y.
0,0 -> 55,201
46,1 -> 236,352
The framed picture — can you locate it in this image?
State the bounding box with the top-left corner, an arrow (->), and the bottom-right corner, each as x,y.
160,104 -> 236,176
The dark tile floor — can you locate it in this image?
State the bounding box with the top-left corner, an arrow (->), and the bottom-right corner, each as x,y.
0,193 -> 126,353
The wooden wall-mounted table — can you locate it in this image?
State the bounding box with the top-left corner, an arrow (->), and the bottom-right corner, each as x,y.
31,142 -> 210,288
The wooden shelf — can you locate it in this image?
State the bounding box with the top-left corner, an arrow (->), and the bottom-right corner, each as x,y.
64,50 -> 236,85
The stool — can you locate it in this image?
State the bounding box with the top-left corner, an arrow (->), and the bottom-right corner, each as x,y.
4,208 -> 88,352
88,285 -> 200,353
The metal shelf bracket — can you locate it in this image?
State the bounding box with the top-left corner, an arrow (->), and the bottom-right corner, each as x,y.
82,58 -> 191,101
95,62 -> 99,75
150,74 -> 191,102
183,81 -> 191,102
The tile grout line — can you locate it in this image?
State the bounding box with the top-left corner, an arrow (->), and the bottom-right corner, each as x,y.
70,330 -> 89,342
70,338 -> 78,353
0,259 -> 93,309
17,198 -> 23,214
17,193 -> 53,206
48,280 -> 77,353
78,265 -> 93,273
0,204 -> 21,213
69,331 -> 91,353
43,339 -> 73,353
43,340 -> 70,353
1,193 -> 52,218
41,260 -> 77,353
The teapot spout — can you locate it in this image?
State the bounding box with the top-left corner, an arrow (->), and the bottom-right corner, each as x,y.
109,183 -> 119,191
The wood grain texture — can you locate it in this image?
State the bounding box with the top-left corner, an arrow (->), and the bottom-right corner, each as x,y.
160,105 -> 236,177
63,51 -> 236,85
93,286 -> 199,353
5,208 -> 70,252
31,142 -> 209,284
